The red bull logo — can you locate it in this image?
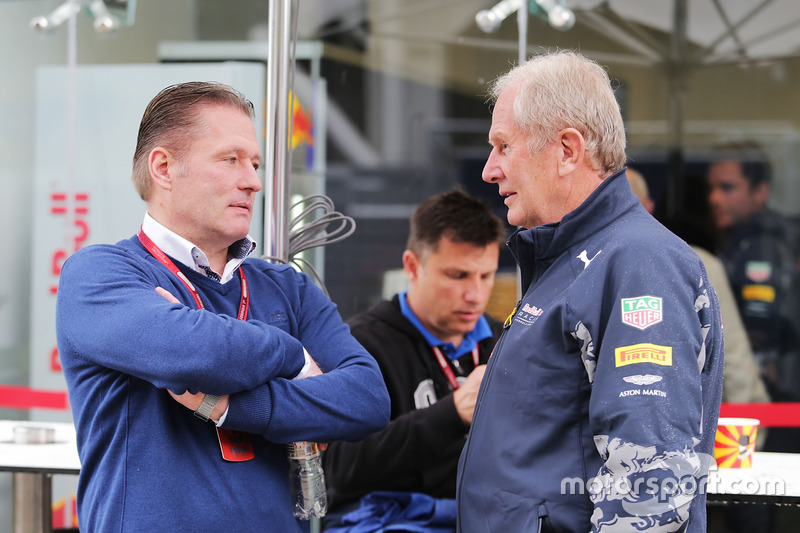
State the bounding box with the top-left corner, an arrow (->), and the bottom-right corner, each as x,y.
289,91 -> 314,151
521,303 -> 543,316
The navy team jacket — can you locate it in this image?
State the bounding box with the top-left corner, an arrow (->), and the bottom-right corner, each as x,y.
456,170 -> 724,533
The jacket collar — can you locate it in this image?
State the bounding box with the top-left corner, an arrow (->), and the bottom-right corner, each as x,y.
508,168 -> 639,292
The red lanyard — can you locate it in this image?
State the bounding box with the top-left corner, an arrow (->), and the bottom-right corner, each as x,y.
432,346 -> 479,391
138,227 -> 255,462
137,227 -> 249,320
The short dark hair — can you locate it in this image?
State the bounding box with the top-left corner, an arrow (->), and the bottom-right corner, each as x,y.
132,81 -> 255,200
710,141 -> 772,188
406,189 -> 507,255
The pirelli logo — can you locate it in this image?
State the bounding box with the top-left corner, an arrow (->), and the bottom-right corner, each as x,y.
614,343 -> 673,367
742,284 -> 775,303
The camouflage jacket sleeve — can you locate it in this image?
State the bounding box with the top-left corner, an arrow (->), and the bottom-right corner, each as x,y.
572,250 -> 722,532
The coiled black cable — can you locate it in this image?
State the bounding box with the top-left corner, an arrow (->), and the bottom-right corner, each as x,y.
262,194 -> 356,296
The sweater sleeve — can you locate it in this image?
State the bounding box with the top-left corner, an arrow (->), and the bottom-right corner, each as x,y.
57,245 -> 306,393
218,270 -> 391,444
578,248 -> 720,532
58,244 -> 390,444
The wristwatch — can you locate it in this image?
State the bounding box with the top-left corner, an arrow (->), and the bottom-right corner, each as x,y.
193,394 -> 221,422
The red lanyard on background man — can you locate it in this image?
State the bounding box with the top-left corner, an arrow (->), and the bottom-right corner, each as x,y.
138,227 -> 254,461
432,346 -> 479,391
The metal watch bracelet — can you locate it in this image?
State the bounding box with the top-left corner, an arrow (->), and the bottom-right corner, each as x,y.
193,394 -> 221,422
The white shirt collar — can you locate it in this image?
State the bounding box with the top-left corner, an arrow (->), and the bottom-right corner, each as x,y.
141,212 -> 256,284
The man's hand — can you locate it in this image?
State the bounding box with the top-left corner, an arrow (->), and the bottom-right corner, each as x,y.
304,358 -> 323,378
155,286 -> 180,304
453,364 -> 486,426
156,287 -> 230,422
168,390 -> 230,422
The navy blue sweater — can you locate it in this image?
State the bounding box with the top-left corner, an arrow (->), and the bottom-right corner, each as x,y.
56,236 -> 390,532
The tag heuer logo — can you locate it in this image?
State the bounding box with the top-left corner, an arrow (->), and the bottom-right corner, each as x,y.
745,261 -> 772,283
621,296 -> 663,330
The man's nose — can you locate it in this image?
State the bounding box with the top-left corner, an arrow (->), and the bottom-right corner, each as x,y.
707,186 -> 721,206
243,164 -> 263,192
463,279 -> 486,303
482,150 -> 500,183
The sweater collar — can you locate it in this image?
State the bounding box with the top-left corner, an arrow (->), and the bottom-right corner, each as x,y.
141,212 -> 256,284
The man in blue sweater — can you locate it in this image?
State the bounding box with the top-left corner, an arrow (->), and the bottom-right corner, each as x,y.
56,81 -> 390,532
456,51 -> 724,532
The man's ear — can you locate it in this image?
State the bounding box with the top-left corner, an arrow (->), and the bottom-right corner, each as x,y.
556,128 -> 585,176
753,181 -> 770,209
402,249 -> 420,282
149,147 -> 175,192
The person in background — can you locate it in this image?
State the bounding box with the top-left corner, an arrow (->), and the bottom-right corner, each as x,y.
55,81 -> 390,532
323,189 -> 506,531
706,143 -> 800,453
457,50 -> 724,532
626,167 -> 655,215
627,168 -> 770,412
630,170 -> 775,533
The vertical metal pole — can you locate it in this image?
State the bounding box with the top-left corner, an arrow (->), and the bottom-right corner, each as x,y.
516,0 -> 527,64
13,473 -> 52,533
264,0 -> 293,262
666,0 -> 688,219
265,3 -> 321,532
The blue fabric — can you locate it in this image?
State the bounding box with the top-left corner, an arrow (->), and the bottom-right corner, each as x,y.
398,292 -> 492,359
457,170 -> 724,532
326,491 -> 456,533
56,235 -> 390,532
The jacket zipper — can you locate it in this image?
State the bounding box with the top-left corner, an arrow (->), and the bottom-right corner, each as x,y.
455,299 -> 520,528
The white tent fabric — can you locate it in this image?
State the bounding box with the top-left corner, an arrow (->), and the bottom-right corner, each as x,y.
573,0 -> 800,65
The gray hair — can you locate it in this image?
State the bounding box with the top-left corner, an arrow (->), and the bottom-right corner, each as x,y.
489,50 -> 627,176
